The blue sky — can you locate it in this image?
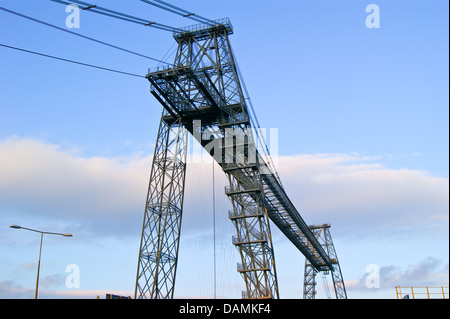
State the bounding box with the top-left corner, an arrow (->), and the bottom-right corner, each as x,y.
0,0 -> 448,299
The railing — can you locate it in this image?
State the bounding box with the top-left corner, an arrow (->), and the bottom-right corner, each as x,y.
225,183 -> 260,194
218,112 -> 249,125
241,288 -> 272,299
232,233 -> 267,245
395,286 -> 449,299
147,202 -> 181,216
228,205 -> 262,219
173,17 -> 233,38
237,262 -> 270,272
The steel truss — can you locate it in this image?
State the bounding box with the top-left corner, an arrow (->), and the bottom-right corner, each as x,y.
135,18 -> 343,299
303,224 -> 347,299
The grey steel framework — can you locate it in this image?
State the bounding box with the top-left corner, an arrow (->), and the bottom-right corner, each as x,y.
135,115 -> 188,299
135,18 -> 345,299
303,224 -> 347,299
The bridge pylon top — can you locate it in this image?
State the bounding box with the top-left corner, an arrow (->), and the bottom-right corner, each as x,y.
173,17 -> 233,41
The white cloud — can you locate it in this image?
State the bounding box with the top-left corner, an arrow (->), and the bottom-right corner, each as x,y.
0,279 -> 133,299
0,280 -> 33,299
350,257 -> 449,293
277,153 -> 449,239
0,137 -> 448,242
0,137 -> 448,299
0,136 -> 150,238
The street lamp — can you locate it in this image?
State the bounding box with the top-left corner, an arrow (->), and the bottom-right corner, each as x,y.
9,224 -> 72,299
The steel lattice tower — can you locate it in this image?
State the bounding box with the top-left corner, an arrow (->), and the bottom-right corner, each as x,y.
303,224 -> 347,299
135,18 -> 346,299
134,116 -> 188,298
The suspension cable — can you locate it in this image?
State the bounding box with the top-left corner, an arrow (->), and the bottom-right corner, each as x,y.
0,43 -> 145,78
0,6 -> 171,65
50,0 -> 183,33
140,0 -> 218,26
230,45 -> 284,186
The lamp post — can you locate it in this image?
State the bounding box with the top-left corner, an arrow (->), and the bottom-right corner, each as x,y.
9,225 -> 72,299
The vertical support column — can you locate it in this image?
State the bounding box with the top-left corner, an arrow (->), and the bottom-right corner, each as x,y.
323,227 -> 347,299
223,126 -> 279,299
303,226 -> 323,299
395,286 -> 400,299
303,260 -> 317,299
135,114 -> 188,299
302,224 -> 347,299
226,171 -> 279,299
